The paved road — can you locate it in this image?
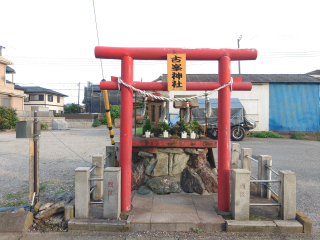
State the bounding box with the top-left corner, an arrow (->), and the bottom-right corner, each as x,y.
229,137 -> 320,233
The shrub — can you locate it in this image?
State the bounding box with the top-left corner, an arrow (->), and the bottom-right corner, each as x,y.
249,131 -> 283,138
143,118 -> 152,132
179,119 -> 187,132
92,119 -> 102,127
101,117 -> 108,125
187,119 -> 200,133
110,105 -> 121,118
0,106 -> 19,130
54,113 -> 61,117
41,123 -> 48,130
158,121 -> 170,132
291,132 -> 309,140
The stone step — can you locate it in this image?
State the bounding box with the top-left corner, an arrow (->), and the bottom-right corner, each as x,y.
68,219 -> 130,232
128,212 -> 226,232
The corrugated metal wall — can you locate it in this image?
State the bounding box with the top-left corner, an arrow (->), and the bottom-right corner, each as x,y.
269,83 -> 319,132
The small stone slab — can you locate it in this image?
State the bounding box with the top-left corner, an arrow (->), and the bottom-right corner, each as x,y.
33,202 -> 42,214
39,202 -> 53,211
184,148 -> 201,154
138,151 -> 154,157
48,213 -> 64,225
226,220 -> 277,233
0,211 -> 33,233
137,186 -> 150,195
35,202 -> 64,219
273,220 -> 303,233
158,148 -> 184,154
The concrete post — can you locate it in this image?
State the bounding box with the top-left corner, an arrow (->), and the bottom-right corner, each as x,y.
231,169 -> 250,220
258,155 -> 272,198
115,141 -> 120,166
279,170 -> 296,220
241,148 -> 252,172
92,154 -> 104,200
231,143 -> 240,167
103,167 -> 121,220
106,145 -> 116,167
75,167 -> 90,218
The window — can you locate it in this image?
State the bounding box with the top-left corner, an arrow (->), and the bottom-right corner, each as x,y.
24,96 -> 29,102
48,95 -> 53,102
57,96 -> 60,103
30,94 -> 44,101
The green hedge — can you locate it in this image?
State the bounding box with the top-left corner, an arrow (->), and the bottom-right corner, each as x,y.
0,106 -> 19,130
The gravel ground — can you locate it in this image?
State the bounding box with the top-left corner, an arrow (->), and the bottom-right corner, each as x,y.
1,129 -> 319,236
0,127 -> 119,206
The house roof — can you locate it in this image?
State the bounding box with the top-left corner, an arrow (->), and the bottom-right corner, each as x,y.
0,56 -> 13,65
6,66 -> 16,74
306,70 -> 320,75
162,74 -> 320,83
14,85 -> 68,97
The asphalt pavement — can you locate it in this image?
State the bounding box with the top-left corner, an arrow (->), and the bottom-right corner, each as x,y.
229,137 -> 320,233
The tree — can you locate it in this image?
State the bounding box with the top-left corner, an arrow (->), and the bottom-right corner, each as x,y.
64,103 -> 83,113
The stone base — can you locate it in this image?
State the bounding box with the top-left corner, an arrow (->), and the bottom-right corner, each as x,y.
0,211 -> 33,233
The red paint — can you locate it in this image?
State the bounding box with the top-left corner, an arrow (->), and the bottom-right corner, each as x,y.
120,56 -> 133,212
100,81 -> 252,91
218,56 -> 231,212
132,138 -> 217,148
95,46 -> 257,61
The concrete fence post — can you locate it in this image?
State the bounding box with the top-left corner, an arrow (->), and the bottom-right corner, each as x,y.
103,167 -> 121,220
75,167 -> 90,218
92,154 -> 104,200
279,170 -> 296,220
231,169 -> 250,220
231,143 -> 240,167
115,141 -> 120,166
241,148 -> 252,172
106,145 -> 116,167
258,155 -> 272,198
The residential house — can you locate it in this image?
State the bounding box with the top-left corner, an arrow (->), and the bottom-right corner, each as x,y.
0,56 -> 26,110
162,74 -> 320,132
14,85 -> 68,114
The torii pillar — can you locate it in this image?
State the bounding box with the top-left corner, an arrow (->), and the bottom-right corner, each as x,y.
96,47 -> 257,212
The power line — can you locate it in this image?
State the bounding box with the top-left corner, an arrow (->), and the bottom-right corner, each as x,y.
92,0 -> 104,80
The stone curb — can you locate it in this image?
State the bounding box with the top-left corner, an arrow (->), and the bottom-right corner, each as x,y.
226,220 -> 303,233
271,191 -> 312,233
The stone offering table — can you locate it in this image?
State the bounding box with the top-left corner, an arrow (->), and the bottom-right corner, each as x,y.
131,137 -> 218,195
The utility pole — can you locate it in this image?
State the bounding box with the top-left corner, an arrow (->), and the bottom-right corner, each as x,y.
78,82 -> 80,113
237,35 -> 242,74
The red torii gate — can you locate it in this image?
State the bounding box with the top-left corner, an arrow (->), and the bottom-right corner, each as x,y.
96,47 -> 257,212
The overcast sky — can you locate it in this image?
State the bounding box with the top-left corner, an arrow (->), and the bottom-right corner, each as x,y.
1,0 -> 319,103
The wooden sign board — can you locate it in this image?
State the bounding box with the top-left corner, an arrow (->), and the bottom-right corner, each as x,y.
167,53 -> 186,91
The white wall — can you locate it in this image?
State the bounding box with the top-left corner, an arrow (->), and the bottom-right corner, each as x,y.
168,83 -> 269,131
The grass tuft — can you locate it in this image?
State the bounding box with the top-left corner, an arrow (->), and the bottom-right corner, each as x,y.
291,132 -> 309,140
248,131 -> 283,138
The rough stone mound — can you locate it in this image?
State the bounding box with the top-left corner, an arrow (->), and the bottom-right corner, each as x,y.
192,148 -> 208,168
131,161 -> 145,190
146,176 -> 181,194
197,166 -> 218,193
180,167 -> 205,195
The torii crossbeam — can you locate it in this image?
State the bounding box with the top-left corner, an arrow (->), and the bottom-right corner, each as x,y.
96,47 -> 257,212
